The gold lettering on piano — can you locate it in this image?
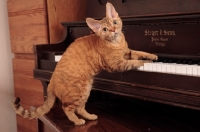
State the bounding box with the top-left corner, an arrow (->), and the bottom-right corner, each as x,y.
155,42 -> 166,47
160,37 -> 168,41
145,30 -> 159,36
163,30 -> 176,36
151,37 -> 159,42
145,29 -> 176,36
144,29 -> 176,47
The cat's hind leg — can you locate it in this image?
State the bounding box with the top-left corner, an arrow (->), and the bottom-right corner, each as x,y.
76,105 -> 98,120
62,104 -> 86,125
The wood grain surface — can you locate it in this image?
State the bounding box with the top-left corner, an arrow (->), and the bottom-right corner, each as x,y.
13,58 -> 44,132
7,0 -> 48,53
13,73 -> 44,132
13,58 -> 35,76
47,0 -> 87,43
17,116 -> 38,132
7,0 -> 45,13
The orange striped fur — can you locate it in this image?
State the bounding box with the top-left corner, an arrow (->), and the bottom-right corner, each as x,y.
13,2 -> 157,125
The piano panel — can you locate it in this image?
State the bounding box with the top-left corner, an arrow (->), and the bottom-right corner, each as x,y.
87,0 -> 200,18
124,23 -> 200,55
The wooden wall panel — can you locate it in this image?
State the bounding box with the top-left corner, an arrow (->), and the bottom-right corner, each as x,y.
17,116 -> 37,132
12,58 -> 44,109
47,0 -> 87,43
8,11 -> 48,53
7,0 -> 45,13
7,0 -> 49,53
13,58 -> 44,132
7,0 -> 48,131
15,53 -> 35,60
14,74 -> 43,109
13,58 -> 35,76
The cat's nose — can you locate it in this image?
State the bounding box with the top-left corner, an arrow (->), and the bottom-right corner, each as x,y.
109,27 -> 115,32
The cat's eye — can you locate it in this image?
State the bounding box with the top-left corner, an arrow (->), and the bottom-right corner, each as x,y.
113,20 -> 118,25
102,27 -> 108,32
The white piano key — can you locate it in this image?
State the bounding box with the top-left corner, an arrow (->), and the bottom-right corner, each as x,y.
161,64 -> 168,73
186,65 -> 193,76
138,66 -> 144,71
171,64 -> 176,74
175,64 -> 182,74
166,64 -> 172,73
150,63 -> 158,72
152,63 -> 157,72
144,63 -> 150,71
154,62 -> 162,72
181,65 -> 187,75
148,63 -> 153,71
157,65 -> 162,72
55,55 -> 62,62
192,65 -> 198,76
143,63 -> 154,72
197,66 -> 200,76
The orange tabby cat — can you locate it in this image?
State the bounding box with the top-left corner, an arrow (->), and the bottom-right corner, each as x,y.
13,2 -> 157,125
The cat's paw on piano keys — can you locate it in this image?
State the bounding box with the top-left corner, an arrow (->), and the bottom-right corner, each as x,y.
147,54 -> 158,61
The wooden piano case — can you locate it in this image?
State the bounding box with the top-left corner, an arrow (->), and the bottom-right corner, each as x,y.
32,1 -> 200,131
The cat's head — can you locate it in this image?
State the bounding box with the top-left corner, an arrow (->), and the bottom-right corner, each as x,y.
86,2 -> 122,43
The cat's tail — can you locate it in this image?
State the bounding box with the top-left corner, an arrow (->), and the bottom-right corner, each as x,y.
13,86 -> 56,119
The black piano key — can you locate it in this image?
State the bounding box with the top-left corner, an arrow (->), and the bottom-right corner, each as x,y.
187,60 -> 196,65
197,59 -> 200,65
167,58 -> 178,63
156,57 -> 166,62
167,59 -> 174,63
176,59 -> 188,64
176,59 -> 182,64
154,55 -> 200,65
181,59 -> 190,64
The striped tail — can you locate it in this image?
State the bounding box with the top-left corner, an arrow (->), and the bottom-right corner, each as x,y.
13,91 -> 56,119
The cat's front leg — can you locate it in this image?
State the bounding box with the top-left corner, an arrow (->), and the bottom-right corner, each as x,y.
106,59 -> 152,72
128,49 -> 158,60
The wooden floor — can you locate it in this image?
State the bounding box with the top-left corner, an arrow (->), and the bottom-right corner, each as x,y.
44,91 -> 200,132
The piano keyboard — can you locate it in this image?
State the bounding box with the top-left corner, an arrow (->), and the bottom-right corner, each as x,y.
138,62 -> 200,76
55,55 -> 200,76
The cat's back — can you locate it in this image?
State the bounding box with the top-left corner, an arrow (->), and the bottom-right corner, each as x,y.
54,34 -> 100,76
63,34 -> 98,58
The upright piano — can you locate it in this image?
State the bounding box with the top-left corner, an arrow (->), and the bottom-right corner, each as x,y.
34,0 -> 200,113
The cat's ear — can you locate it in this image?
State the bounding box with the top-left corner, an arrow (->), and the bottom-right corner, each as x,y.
86,18 -> 101,32
106,2 -> 119,19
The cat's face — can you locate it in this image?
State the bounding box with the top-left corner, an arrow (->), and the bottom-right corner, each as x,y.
86,2 -> 122,43
97,17 -> 122,42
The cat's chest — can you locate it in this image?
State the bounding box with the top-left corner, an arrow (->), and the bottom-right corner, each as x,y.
115,48 -> 128,56
82,79 -> 93,98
